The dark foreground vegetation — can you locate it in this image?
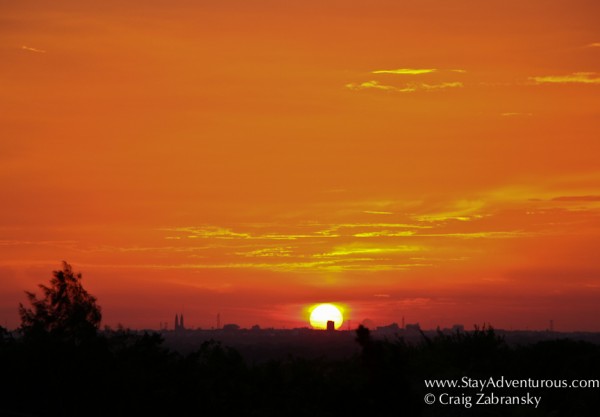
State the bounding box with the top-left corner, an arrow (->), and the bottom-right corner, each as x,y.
1,263 -> 599,416
2,325 -> 600,416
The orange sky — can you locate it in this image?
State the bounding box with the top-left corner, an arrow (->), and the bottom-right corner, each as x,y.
2,0 -> 600,331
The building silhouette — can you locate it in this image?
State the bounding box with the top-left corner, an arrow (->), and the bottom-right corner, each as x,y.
174,313 -> 185,332
405,323 -> 421,332
326,320 -> 335,331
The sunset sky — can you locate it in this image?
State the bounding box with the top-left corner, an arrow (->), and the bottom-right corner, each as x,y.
2,0 -> 600,331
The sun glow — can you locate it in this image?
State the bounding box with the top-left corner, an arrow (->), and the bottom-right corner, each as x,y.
309,303 -> 344,330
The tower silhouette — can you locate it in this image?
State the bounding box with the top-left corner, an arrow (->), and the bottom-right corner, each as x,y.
174,313 -> 185,332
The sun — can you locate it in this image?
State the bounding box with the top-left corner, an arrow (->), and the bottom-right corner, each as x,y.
309,303 -> 344,330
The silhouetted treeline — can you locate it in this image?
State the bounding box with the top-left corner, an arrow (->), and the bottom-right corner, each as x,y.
1,324 -> 599,417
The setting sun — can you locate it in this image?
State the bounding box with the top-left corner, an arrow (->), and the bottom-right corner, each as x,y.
309,304 -> 344,330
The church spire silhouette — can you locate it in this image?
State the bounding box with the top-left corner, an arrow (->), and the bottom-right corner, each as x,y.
174,313 -> 185,332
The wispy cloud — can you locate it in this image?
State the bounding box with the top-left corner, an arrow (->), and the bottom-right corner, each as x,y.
164,222 -> 434,244
314,244 -> 423,258
21,45 -> 46,53
419,231 -> 529,239
345,80 -> 416,93
586,42 -> 600,48
419,82 -> 463,91
353,230 -> 415,238
372,68 -> 436,75
346,80 -> 463,93
236,247 -> 294,257
530,72 -> 600,85
414,200 -> 485,223
173,260 -> 423,273
163,226 -> 320,241
171,226 -> 251,239
317,223 -> 434,236
346,68 -> 466,93
371,68 -> 466,75
153,190 -> 591,275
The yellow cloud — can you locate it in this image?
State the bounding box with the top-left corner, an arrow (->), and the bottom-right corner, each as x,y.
170,226 -> 251,239
316,223 -> 433,237
353,231 -> 415,238
236,247 -> 293,257
346,81 -> 462,93
530,72 -> 600,84
174,260 -> 423,273
372,68 -> 436,75
415,200 -> 485,222
258,233 -> 315,240
420,231 -> 528,239
315,245 -> 422,258
371,68 -> 466,75
345,80 -> 416,92
163,226 -> 328,241
338,223 -> 430,228
420,82 -> 463,90
416,215 -> 476,222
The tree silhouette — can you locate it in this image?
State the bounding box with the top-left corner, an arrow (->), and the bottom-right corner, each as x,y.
19,261 -> 102,342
